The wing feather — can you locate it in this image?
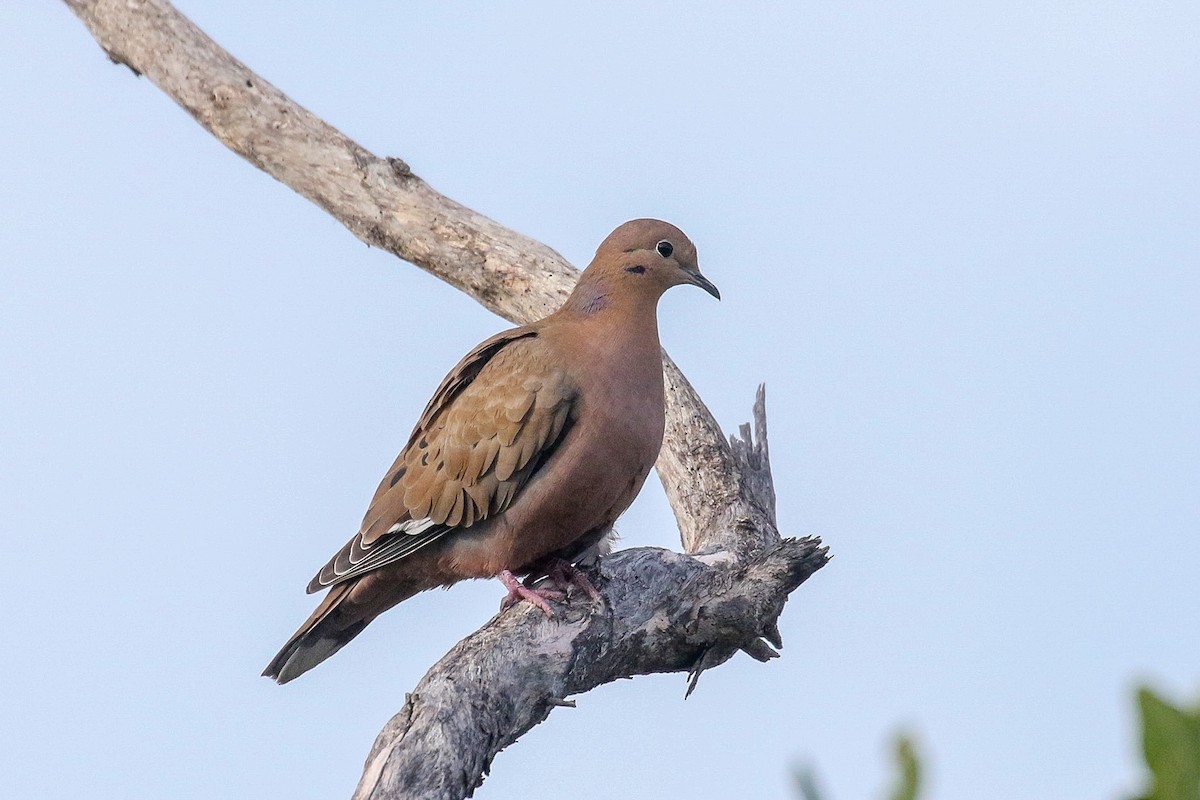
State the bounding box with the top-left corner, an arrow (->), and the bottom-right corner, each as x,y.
307,327 -> 578,593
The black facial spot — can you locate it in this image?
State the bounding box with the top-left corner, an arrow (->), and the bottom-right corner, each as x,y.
656,240 -> 673,258
625,265 -> 646,274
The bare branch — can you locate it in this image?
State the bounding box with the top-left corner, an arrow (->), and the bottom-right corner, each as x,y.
63,2 -> 830,797
353,538 -> 827,800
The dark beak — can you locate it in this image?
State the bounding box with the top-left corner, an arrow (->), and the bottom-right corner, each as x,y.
688,271 -> 721,300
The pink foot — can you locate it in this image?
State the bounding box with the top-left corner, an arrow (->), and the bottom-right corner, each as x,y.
498,569 -> 562,616
547,559 -> 603,603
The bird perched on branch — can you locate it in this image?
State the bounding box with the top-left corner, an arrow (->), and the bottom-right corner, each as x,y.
263,219 -> 719,683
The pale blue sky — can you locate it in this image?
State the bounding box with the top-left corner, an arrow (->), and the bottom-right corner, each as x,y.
2,2 -> 1197,798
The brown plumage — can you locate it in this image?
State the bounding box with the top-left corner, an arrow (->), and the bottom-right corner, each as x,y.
263,219 -> 719,683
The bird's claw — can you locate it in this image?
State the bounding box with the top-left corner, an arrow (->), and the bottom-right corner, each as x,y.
547,559 -> 603,603
498,570 -> 562,616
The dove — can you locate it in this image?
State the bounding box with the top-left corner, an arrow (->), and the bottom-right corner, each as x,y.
264,219 -> 719,683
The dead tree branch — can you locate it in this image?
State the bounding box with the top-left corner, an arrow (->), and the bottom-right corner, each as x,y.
64,2 -> 829,797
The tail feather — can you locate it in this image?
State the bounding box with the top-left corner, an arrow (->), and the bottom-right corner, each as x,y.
263,582 -> 364,684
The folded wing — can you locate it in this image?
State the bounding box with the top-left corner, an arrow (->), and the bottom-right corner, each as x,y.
307,327 -> 577,593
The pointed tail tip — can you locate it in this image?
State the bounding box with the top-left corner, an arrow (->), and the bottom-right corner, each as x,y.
261,620 -> 368,685
261,633 -> 320,685
261,641 -> 322,685
261,657 -> 307,685
261,654 -> 294,684
261,666 -> 288,685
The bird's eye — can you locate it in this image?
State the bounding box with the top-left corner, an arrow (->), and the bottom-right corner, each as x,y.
656,240 -> 674,258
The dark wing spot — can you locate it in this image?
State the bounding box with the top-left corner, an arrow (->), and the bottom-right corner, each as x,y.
389,466 -> 407,487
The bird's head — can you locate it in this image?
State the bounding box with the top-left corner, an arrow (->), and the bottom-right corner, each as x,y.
572,219 -> 720,311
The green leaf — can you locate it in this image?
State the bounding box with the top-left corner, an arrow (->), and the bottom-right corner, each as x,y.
1136,685 -> 1200,800
887,732 -> 922,800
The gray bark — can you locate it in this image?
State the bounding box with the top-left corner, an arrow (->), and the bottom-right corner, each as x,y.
356,535 -> 826,800
63,2 -> 830,797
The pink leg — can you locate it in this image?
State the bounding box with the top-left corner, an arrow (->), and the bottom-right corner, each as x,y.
547,559 -> 603,602
498,569 -> 563,616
